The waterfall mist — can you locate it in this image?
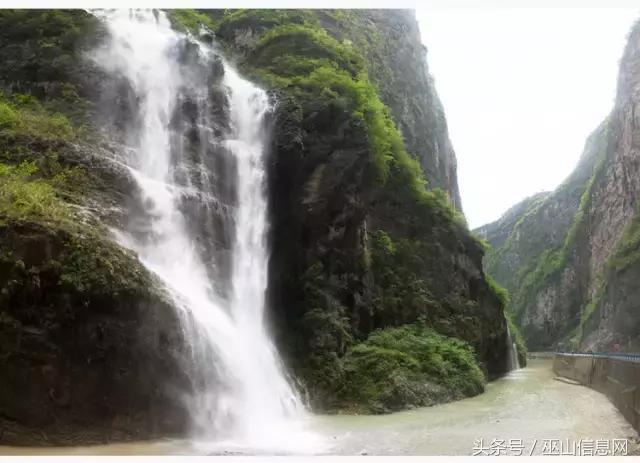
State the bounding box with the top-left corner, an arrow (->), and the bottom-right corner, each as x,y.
90,9 -> 322,453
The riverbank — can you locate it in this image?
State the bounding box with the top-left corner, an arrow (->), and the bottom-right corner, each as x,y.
1,359 -> 637,455
554,353 -> 640,433
317,359 -> 638,454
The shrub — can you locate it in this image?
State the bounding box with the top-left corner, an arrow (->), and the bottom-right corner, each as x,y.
253,24 -> 363,75
338,323 -> 485,413
216,9 -> 315,37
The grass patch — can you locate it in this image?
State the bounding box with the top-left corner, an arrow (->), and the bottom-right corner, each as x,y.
0,161 -> 71,224
0,93 -> 88,225
0,93 -> 75,143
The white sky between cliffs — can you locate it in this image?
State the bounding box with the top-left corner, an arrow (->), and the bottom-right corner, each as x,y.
417,6 -> 639,228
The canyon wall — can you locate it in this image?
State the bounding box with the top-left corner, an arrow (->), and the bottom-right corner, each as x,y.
479,19 -> 640,353
0,9 -> 511,442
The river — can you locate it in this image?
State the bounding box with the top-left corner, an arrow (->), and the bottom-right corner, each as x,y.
2,359 -> 637,455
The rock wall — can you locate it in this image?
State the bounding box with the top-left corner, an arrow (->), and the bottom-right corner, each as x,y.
480,18 -> 640,353
0,10 -> 195,444
339,10 -> 463,209
213,9 -> 510,410
477,121 -> 607,349
0,221 -> 190,445
0,8 -> 512,441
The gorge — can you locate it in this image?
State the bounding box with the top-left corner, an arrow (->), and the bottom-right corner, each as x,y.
477,17 -> 640,354
0,7 -> 637,456
0,8 -> 513,447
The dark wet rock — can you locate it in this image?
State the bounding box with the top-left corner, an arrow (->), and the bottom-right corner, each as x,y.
0,8 -> 513,438
0,220 -> 191,445
214,9 -> 511,410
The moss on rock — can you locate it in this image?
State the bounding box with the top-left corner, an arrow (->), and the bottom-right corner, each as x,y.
209,9 -> 510,411
0,218 -> 190,445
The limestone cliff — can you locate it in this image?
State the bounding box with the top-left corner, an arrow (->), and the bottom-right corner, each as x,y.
479,18 -> 640,352
0,9 -> 511,443
212,9 -> 510,411
0,10 -> 192,444
337,10 -> 463,210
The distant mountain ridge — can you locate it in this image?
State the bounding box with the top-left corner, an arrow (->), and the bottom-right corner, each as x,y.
478,18 -> 640,352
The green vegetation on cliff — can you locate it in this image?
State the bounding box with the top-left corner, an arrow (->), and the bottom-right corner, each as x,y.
246,21 -> 453,213
215,10 -> 460,221
0,161 -> 69,223
211,8 -> 510,411
485,274 -> 527,366
338,323 -> 484,413
609,209 -> 640,272
0,94 -> 75,142
478,118 -> 615,350
0,10 -> 101,122
0,93 -> 86,224
368,230 -> 441,326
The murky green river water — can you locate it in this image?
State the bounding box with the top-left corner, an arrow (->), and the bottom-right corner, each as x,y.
2,359 -> 637,455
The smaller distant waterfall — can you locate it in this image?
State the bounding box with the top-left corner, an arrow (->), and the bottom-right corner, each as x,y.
506,324 -> 520,371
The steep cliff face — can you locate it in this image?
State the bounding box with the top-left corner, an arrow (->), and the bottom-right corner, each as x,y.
477,122 -> 607,349
0,11 -> 193,444
212,9 -> 510,411
480,19 -> 640,352
579,19 -> 640,351
328,10 -> 463,210
0,221 -> 191,445
0,8 -> 511,442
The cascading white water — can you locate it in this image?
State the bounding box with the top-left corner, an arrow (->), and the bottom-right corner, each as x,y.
91,10 -> 321,453
221,63 -> 311,448
506,324 -> 521,371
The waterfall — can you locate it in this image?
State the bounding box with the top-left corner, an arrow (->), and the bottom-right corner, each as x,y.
506,324 -> 521,371
90,10 -> 320,452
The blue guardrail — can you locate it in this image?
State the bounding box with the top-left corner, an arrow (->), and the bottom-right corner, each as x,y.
556,351 -> 640,363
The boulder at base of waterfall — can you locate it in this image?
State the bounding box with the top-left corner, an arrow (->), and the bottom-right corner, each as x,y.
0,219 -> 191,445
